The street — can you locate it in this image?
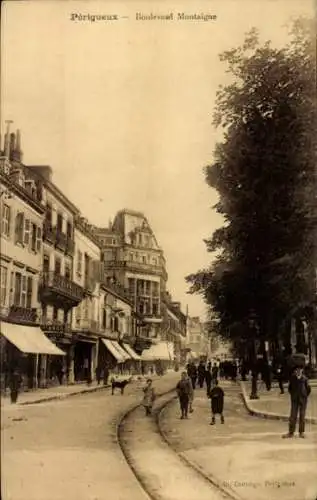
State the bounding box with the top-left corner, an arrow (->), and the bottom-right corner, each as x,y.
2,376 -> 317,500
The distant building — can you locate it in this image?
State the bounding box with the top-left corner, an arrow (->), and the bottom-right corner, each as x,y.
186,316 -> 210,360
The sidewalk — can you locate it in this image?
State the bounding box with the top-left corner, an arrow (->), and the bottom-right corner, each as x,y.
1,372 -> 171,408
241,380 -> 317,424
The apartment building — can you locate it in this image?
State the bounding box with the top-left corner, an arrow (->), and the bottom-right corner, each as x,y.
71,217 -> 103,382
0,128 -> 64,390
94,209 -> 168,353
26,165 -> 84,386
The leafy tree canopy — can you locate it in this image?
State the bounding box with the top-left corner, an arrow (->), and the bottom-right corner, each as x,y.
186,18 -> 316,348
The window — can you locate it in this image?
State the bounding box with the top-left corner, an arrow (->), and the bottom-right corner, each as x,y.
43,255 -> 50,273
77,250 -> 82,275
14,273 -> 22,306
15,212 -> 24,244
9,272 -> 14,305
36,227 -> 42,252
57,213 -> 63,232
24,219 -> 30,246
53,307 -> 58,321
65,262 -> 71,279
46,203 -> 52,223
55,257 -> 61,275
0,266 -> 8,306
31,223 -> 37,252
142,255 -> 146,263
1,204 -> 11,237
129,253 -> 133,261
20,275 -> 27,307
66,221 -> 72,239
26,277 -> 33,308
153,258 -> 157,265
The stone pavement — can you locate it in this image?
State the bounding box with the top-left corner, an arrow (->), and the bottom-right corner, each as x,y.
241,380 -> 317,423
159,382 -> 317,500
1,371 -> 180,500
0,372 -> 168,408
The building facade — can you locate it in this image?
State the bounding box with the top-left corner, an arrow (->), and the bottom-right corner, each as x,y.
71,217 -> 103,382
94,209 -> 168,352
26,165 -> 84,386
0,127 -> 64,391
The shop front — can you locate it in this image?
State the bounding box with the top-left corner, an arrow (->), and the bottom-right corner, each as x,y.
41,323 -> 73,387
73,333 -> 98,383
0,320 -> 65,392
98,337 -> 130,375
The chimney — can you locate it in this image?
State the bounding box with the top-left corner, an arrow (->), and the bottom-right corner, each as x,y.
9,133 -> 16,160
15,129 -> 23,161
4,120 -> 13,158
27,165 -> 53,182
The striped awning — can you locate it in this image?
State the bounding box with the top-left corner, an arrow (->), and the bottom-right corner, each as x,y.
122,343 -> 141,361
101,339 -> 126,363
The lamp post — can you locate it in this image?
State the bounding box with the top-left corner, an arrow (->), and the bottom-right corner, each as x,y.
249,311 -> 260,400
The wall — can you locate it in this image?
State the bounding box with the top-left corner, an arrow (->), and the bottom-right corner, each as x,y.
1,185 -> 43,312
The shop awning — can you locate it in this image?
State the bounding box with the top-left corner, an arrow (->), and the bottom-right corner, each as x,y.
101,339 -> 128,363
0,322 -> 65,355
122,343 -> 141,361
141,341 -> 174,361
113,341 -> 131,361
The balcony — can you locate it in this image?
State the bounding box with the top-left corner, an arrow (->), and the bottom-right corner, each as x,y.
43,220 -> 56,244
74,319 -> 100,334
0,305 -> 39,325
41,319 -> 72,337
105,260 -> 167,279
40,271 -> 84,306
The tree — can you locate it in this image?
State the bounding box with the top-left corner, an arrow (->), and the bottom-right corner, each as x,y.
186,19 -> 317,380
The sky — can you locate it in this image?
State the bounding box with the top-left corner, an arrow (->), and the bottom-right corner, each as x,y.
1,0 -> 314,318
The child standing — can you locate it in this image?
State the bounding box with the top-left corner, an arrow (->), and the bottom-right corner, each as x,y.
208,379 -> 225,425
142,378 -> 156,415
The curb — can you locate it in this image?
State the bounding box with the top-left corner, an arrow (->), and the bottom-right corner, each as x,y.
10,384 -> 111,407
240,382 -> 317,425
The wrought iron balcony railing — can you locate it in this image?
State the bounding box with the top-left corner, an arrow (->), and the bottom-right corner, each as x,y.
0,305 -> 39,324
41,271 -> 84,303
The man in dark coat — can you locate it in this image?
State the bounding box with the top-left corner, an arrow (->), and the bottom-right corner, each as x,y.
205,365 -> 212,396
187,362 -> 197,390
176,371 -> 193,419
9,369 -> 22,404
198,361 -> 206,388
211,362 -> 219,382
282,367 -> 311,438
209,379 -> 224,425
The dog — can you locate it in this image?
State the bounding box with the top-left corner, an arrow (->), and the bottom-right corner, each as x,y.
111,377 -> 132,395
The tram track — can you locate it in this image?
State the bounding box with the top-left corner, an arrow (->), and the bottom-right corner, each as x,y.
116,389 -> 241,500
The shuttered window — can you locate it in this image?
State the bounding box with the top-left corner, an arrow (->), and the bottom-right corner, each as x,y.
15,212 -> 24,244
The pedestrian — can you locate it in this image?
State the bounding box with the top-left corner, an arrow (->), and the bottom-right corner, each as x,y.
198,361 -> 206,388
187,362 -> 197,390
276,362 -> 284,394
103,364 -> 109,386
212,362 -> 219,383
205,364 -> 212,396
9,369 -> 22,404
176,371 -> 193,419
96,365 -> 103,385
208,379 -> 225,425
282,366 -> 311,439
142,378 -> 156,415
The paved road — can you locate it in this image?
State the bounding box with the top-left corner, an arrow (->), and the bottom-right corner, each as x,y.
160,382 -> 317,500
1,375 -> 177,500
